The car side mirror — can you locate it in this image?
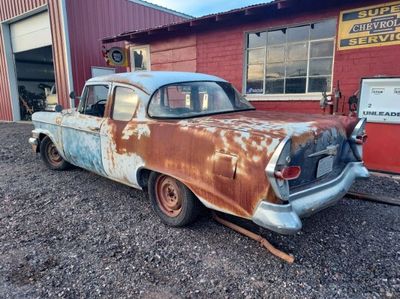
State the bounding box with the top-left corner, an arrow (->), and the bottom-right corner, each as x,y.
55,104 -> 63,112
69,91 -> 75,99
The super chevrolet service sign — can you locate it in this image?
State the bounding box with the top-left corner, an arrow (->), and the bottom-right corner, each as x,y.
338,1 -> 400,50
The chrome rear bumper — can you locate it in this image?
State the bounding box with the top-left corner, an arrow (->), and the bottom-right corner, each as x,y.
252,162 -> 369,235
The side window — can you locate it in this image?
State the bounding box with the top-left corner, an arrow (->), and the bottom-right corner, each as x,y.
79,85 -> 109,117
112,86 -> 139,121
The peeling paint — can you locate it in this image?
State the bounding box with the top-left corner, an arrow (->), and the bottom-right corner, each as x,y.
30,73 -> 361,221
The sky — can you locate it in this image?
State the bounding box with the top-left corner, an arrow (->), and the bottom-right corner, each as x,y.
145,0 -> 268,17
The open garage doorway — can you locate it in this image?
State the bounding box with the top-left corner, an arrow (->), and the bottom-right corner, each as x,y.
8,10 -> 56,120
15,46 -> 56,120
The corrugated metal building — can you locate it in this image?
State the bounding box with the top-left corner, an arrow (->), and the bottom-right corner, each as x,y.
0,0 -> 189,121
103,0 -> 400,173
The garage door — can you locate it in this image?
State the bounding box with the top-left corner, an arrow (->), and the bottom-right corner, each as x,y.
10,11 -> 52,53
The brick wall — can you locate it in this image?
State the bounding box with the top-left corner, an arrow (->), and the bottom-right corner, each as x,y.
193,1 -> 400,115
196,28 -> 244,91
150,35 -> 197,72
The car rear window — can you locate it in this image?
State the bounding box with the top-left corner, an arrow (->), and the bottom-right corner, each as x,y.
148,81 -> 254,119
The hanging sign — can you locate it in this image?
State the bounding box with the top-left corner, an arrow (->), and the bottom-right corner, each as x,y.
338,1 -> 400,50
103,47 -> 128,67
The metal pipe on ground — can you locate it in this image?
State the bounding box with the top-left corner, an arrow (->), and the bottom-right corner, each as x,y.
212,212 -> 295,264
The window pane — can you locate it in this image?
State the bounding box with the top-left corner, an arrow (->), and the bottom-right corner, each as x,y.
311,19 -> 336,40
267,46 -> 285,63
287,25 -> 309,42
286,60 -> 307,77
113,87 -> 139,121
309,58 -> 332,76
287,42 -> 308,61
308,76 -> 332,93
248,48 -> 264,64
266,63 -> 285,79
265,79 -> 284,94
81,85 -> 109,117
285,78 -> 306,93
246,64 -> 264,94
310,40 -> 334,58
267,29 -> 286,45
248,32 -> 266,48
149,82 -> 253,118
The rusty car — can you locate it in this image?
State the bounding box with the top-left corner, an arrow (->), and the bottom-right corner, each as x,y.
29,71 -> 369,234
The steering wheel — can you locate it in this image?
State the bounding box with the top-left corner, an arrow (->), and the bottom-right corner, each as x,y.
92,99 -> 107,117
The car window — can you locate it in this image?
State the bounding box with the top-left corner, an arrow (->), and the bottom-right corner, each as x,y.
112,86 -> 140,121
79,85 -> 109,117
148,81 -> 254,119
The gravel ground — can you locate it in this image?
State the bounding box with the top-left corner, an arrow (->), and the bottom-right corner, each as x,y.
0,122 -> 399,299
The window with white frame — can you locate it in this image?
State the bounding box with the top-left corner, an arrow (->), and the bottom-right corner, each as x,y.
245,19 -> 336,96
130,45 -> 151,71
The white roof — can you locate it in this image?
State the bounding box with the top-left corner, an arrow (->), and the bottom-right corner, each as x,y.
87,71 -> 227,95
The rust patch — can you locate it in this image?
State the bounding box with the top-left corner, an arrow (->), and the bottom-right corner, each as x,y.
101,109 -> 358,219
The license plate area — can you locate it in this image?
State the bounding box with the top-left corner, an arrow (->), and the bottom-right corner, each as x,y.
316,155 -> 334,178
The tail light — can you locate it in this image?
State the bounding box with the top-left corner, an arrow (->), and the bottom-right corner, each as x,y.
355,134 -> 368,145
274,166 -> 301,180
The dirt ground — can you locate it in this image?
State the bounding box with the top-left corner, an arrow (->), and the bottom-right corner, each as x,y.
0,122 -> 399,298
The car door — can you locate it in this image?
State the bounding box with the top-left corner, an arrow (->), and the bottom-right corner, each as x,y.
61,83 -> 111,175
100,83 -> 147,187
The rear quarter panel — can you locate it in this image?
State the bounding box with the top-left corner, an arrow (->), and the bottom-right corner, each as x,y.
103,119 -> 281,218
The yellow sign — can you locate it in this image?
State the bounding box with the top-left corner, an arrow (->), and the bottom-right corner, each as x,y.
338,1 -> 400,50
107,47 -> 129,67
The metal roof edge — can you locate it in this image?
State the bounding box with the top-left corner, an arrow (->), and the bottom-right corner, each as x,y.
103,1 -> 285,43
128,0 -> 193,19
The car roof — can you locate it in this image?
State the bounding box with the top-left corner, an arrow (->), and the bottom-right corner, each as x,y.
86,71 -> 227,95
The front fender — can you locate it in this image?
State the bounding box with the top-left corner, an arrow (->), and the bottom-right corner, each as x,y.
31,112 -> 65,159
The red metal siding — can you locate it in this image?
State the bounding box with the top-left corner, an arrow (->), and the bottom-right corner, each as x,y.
66,0 -> 186,96
0,29 -> 13,120
48,0 -> 70,109
0,0 -> 71,120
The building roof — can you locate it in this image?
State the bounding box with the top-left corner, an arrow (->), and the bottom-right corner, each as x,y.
128,0 -> 193,19
103,0 -> 285,43
88,71 -> 226,95
103,0 -> 370,44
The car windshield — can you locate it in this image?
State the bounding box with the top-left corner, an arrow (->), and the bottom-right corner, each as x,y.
148,81 -> 254,118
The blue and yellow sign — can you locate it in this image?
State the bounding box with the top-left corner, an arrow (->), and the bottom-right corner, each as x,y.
338,1 -> 400,50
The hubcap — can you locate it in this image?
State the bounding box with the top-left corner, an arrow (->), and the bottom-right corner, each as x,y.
47,142 -> 62,165
155,175 -> 183,217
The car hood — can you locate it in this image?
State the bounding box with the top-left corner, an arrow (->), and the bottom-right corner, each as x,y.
179,110 -> 358,140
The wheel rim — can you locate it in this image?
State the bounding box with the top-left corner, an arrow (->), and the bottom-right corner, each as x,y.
47,142 -> 62,166
155,175 -> 183,217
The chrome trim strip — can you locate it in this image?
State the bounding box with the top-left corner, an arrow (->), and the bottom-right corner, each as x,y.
350,118 -> 366,160
308,144 -> 339,157
33,119 -> 102,135
265,136 -> 290,200
60,125 -> 101,135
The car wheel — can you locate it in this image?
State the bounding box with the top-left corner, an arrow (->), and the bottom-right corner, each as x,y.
148,172 -> 201,227
40,136 -> 71,170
